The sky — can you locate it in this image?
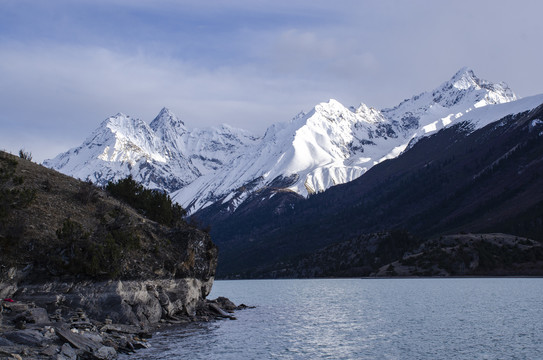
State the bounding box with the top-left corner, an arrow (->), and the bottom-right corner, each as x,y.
1,0 -> 543,162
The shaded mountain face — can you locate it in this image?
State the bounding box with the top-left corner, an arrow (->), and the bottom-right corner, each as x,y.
45,68 -> 521,217
201,102 -> 543,277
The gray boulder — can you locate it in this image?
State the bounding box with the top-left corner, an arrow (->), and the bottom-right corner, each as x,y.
57,343 -> 77,360
0,337 -> 15,346
4,329 -> 45,346
55,327 -> 101,353
94,346 -> 118,360
22,307 -> 50,324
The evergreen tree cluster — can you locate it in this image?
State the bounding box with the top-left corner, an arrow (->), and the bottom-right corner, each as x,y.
106,176 -> 186,227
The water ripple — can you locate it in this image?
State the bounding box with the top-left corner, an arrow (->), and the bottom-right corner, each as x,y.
123,278 -> 543,360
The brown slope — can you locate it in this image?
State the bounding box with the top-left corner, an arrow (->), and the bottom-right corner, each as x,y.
0,151 -> 217,284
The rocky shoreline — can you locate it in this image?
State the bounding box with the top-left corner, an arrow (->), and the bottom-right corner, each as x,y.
0,296 -> 248,360
0,151 -> 236,359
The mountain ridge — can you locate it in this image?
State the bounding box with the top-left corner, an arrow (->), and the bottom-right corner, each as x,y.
203,102 -> 543,277
44,68 -> 531,216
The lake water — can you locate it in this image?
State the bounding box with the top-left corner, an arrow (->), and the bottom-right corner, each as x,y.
123,278 -> 543,359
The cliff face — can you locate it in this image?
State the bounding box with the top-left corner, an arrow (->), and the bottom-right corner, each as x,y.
0,151 -> 217,325
10,278 -> 214,326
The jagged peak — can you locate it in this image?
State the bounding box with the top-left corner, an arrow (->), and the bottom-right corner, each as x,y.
150,107 -> 185,131
313,99 -> 350,117
438,67 -> 517,105
445,66 -> 491,92
383,67 -> 516,113
353,102 -> 372,113
278,100 -> 347,129
436,67 -> 480,96
81,112 -> 156,155
320,98 -> 344,109
157,107 -> 176,118
443,67 -> 516,97
318,99 -> 384,117
352,103 -> 387,124
100,112 -> 143,129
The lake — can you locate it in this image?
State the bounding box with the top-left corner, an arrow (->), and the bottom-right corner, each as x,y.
122,278 -> 543,359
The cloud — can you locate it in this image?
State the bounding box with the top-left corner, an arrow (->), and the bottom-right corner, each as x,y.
269,29 -> 378,76
1,0 -> 543,163
0,41 -> 333,161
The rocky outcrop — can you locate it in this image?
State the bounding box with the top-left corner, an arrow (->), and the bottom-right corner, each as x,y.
0,225 -> 218,327
12,278 -> 211,326
1,224 -> 218,327
373,233 -> 543,277
0,151 -> 218,320
0,151 -> 226,358
0,295 -> 246,360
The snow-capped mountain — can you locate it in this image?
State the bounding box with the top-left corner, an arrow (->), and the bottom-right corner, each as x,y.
44,67 -> 542,215
173,67 -> 533,213
44,108 -> 257,192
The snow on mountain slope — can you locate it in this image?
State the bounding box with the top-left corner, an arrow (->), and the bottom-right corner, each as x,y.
173,100 -> 387,211
382,67 -> 516,127
148,107 -> 258,177
377,67 -> 518,159
174,68 -> 528,213
149,107 -> 188,158
184,124 -> 258,176
44,109 -> 255,192
43,112 -> 191,190
45,67 -> 542,216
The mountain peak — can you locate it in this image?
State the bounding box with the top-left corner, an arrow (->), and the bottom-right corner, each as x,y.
313,99 -> 350,117
451,66 -> 475,79
426,67 -> 517,108
322,98 -> 344,109
444,67 -> 516,101
102,112 -> 140,130
449,67 -> 479,90
104,112 -> 131,124
150,107 -> 185,132
157,107 -> 175,118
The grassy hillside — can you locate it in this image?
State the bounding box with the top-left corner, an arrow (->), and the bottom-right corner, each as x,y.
0,151 -> 217,283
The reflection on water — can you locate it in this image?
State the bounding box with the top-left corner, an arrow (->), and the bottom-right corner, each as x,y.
123,278 -> 543,360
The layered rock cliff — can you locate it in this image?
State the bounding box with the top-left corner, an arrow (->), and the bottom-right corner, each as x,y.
0,151 -> 217,326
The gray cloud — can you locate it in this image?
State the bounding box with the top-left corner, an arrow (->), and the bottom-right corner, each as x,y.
1,0 -> 542,162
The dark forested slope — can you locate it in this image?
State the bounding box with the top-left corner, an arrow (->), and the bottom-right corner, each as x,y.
195,103 -> 543,277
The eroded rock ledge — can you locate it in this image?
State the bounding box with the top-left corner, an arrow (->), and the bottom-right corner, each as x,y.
11,278 -> 213,326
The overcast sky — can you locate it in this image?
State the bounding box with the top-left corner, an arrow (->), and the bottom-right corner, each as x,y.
1,0 -> 542,162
